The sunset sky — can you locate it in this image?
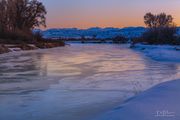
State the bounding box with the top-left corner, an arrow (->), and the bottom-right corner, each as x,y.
40,0 -> 180,29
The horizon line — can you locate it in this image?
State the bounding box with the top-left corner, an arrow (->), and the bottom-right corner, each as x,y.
39,25 -> 180,31
39,26 -> 146,30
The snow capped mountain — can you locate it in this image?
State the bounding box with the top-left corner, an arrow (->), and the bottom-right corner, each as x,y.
41,27 -> 146,39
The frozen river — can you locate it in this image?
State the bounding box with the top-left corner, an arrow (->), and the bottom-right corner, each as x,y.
0,44 -> 180,120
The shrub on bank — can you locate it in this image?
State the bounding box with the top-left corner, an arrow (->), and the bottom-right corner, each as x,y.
32,31 -> 65,48
35,40 -> 65,49
0,30 -> 32,44
141,27 -> 178,45
112,35 -> 128,44
0,29 -> 65,49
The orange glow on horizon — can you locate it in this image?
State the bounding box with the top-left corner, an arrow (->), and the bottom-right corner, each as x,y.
40,0 -> 180,29
44,16 -> 180,29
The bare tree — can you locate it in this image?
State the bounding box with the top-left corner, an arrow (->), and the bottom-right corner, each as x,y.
11,0 -> 46,31
0,0 -> 46,32
144,12 -> 174,28
141,12 -> 178,45
144,12 -> 156,28
0,0 -> 8,32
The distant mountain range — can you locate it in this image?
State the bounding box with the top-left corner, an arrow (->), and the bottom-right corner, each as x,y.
36,27 -> 180,39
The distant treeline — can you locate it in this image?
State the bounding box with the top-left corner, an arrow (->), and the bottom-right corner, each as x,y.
46,35 -> 128,44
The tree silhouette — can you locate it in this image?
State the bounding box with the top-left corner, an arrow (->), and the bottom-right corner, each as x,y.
0,0 -> 8,32
144,12 -> 174,28
0,0 -> 46,33
140,12 -> 178,45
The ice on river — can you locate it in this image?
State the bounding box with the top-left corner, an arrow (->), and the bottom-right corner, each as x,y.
0,44 -> 180,120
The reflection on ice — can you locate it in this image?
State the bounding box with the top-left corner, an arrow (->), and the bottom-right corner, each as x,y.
0,44 -> 180,120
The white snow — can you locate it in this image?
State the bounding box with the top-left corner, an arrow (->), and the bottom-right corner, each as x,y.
94,44 -> 180,120
94,79 -> 180,120
133,44 -> 180,62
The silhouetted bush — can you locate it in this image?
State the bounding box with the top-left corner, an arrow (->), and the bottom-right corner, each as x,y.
112,35 -> 128,44
141,27 -> 178,45
35,39 -> 65,48
0,30 -> 32,44
33,31 -> 44,43
175,36 -> 180,45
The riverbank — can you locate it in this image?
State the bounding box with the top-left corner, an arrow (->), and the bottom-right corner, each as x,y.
93,44 -> 180,120
94,79 -> 180,120
131,43 -> 180,62
0,41 -> 65,54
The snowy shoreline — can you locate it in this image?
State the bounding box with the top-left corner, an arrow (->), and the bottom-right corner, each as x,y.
132,44 -> 180,62
94,44 -> 180,120
94,79 -> 180,120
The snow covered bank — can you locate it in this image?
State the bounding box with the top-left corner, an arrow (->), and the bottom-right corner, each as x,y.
132,44 -> 180,62
93,44 -> 180,120
94,79 -> 180,120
